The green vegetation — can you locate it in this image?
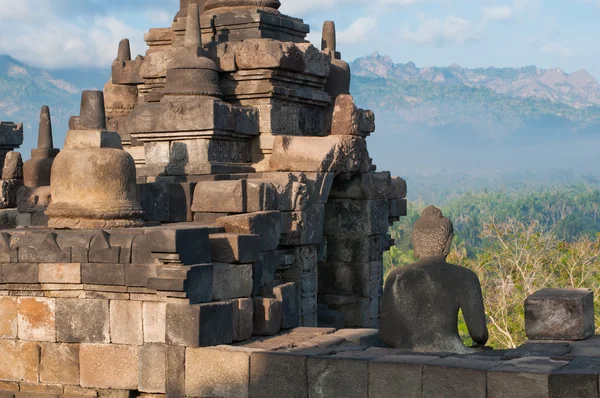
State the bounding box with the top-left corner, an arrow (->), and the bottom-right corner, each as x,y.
385,182 -> 600,348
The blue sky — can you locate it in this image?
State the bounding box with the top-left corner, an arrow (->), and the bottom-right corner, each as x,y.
0,0 -> 599,77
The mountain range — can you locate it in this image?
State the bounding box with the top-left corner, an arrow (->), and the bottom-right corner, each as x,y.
0,52 -> 598,176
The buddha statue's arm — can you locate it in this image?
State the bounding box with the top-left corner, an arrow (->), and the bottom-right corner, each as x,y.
460,272 -> 489,346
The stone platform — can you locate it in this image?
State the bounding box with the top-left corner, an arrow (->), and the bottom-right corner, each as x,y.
2,327 -> 600,397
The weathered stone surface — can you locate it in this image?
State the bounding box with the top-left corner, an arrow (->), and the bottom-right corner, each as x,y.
40,343 -> 80,385
18,297 -> 56,342
270,135 -> 371,176
308,356 -> 368,398
2,151 -> 23,180
38,263 -> 81,284
140,225 -> 212,265
231,298 -> 253,341
389,198 -> 407,218
319,294 -> 377,328
254,297 -> 283,336
422,356 -> 497,398
329,172 -> 395,200
0,296 -> 17,338
184,264 -> 214,305
326,235 -> 383,263
369,355 -> 440,398
110,300 -> 143,345
56,298 -> 110,343
250,172 -> 334,211
166,345 -> 185,397
525,288 -> 595,341
324,199 -> 389,236
139,343 -> 166,394
280,204 -> 325,246
212,263 -> 253,300
217,211 -> 282,252
186,346 -> 255,398
209,233 -> 260,263
1,263 -> 39,283
330,94 -> 361,136
250,352 -> 307,398
0,340 -> 39,383
80,344 -> 139,390
143,302 -> 166,343
192,179 -> 278,214
549,356 -> 600,398
166,301 -> 233,347
140,182 -> 195,223
263,282 -> 300,329
487,357 -> 568,398
319,260 -> 382,298
81,263 -> 125,286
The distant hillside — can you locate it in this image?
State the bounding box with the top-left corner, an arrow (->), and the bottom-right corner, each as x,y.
0,55 -> 109,157
352,53 -> 600,109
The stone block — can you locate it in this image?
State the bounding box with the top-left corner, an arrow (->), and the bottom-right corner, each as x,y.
329,172 -> 394,200
185,264 -> 214,304
18,297 -> 56,342
369,354 -> 440,398
81,263 -> 125,286
16,211 -> 32,227
191,179 -> 277,214
38,263 -> 81,284
318,294 -> 378,328
250,352 -> 307,398
143,302 -> 166,343
549,357 -> 600,398
141,182 -> 195,223
186,346 -> 255,398
270,135 -> 371,175
166,345 -> 185,397
324,199 -> 390,236
80,344 -> 139,390
318,261 -> 382,298
16,382 -> 63,396
139,344 -> 166,394
166,301 -> 233,347
422,356 -> 497,398
125,264 -> 157,287
0,340 -> 39,383
487,357 -> 569,398
253,297 -> 283,336
252,251 -> 277,296
307,356 -> 368,398
142,226 -> 212,265
40,343 -> 80,385
266,282 -> 300,329
56,298 -> 110,343
389,199 -> 407,218
280,204 -> 325,246
231,298 -> 253,341
212,263 -> 253,300
209,233 -> 260,263
13,232 -> 70,263
217,211 -> 282,252
525,288 -> 595,341
251,172 -> 334,211
326,235 -> 383,263
0,296 -> 17,338
1,263 -> 38,283
110,300 -> 143,345
391,176 -> 407,199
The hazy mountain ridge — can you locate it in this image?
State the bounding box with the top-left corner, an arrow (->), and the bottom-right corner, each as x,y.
351,53 -> 600,109
0,54 -> 109,155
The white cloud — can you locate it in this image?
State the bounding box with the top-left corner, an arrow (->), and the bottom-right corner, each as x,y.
0,0 -> 147,69
400,14 -> 477,45
482,6 -> 513,22
338,16 -> 377,44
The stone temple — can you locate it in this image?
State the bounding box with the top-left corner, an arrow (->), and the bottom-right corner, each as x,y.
0,1 -> 599,397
